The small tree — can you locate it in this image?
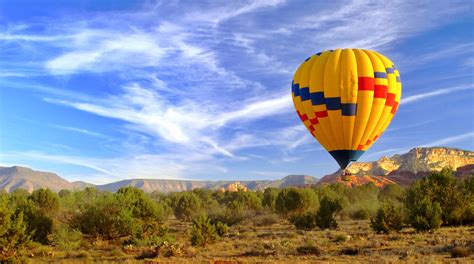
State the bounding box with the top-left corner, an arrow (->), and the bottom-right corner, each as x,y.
406,168 -> 463,226
275,188 -> 316,217
173,192 -> 203,221
409,198 -> 442,232
290,212 -> 318,230
371,202 -> 404,233
190,215 -> 218,247
72,193 -> 137,240
378,184 -> 405,203
29,188 -> 60,214
0,193 -> 30,260
315,197 -> 342,229
262,188 -> 279,212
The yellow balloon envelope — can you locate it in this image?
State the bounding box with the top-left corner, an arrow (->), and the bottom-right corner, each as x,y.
291,49 -> 402,169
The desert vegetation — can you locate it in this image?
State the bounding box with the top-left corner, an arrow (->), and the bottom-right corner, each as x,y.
0,168 -> 473,262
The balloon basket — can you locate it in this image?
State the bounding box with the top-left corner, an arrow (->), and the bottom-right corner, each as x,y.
341,169 -> 352,181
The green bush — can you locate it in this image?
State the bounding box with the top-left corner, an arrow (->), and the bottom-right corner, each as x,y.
275,188 -> 317,217
262,188 -> 279,212
116,187 -> 168,237
290,212 -> 317,230
378,184 -> 405,203
370,202 -> 404,233
24,189 -> 60,244
214,221 -> 230,237
451,246 -> 471,258
409,198 -> 442,232
253,214 -> 279,226
49,226 -> 83,250
222,191 -> 263,212
405,168 -> 464,226
350,208 -> 371,220
459,177 -> 474,225
29,189 -> 60,214
190,215 -> 218,247
72,193 -> 138,240
315,196 -> 342,229
296,241 -> 320,255
0,193 -> 30,260
173,192 -> 203,221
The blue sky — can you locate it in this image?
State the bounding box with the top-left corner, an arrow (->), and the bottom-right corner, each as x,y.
0,0 -> 473,184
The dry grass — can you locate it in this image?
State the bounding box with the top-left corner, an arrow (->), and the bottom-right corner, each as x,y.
24,219 -> 474,263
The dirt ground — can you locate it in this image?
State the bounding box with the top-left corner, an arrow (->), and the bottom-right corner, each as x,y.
25,219 -> 474,263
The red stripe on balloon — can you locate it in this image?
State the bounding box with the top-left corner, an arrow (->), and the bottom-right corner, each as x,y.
358,77 -> 374,91
309,117 -> 319,125
315,111 -> 328,118
374,85 -> 387,98
297,110 -> 308,121
391,101 -> 399,114
385,93 -> 396,107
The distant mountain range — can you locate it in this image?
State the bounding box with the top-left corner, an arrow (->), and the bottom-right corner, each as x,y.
0,166 -> 318,193
1,147 -> 472,193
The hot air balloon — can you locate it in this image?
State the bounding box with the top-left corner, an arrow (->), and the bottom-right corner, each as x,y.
291,49 -> 402,172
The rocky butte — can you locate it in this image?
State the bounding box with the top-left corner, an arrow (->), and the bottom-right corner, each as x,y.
318,147 -> 474,187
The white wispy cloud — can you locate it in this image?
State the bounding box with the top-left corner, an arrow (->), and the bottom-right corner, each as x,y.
422,132 -> 474,147
401,84 -> 474,105
45,32 -> 165,74
52,125 -> 106,138
185,0 -> 286,25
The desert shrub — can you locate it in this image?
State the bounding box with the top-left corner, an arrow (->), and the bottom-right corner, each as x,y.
253,214 -> 279,226
406,168 -> 464,226
296,241 -> 320,255
23,189 -> 60,244
350,208 -> 371,220
223,191 -> 263,212
72,193 -> 138,240
371,202 -> 404,233
190,215 -> 218,247
333,233 -> 350,243
22,203 -> 54,244
0,193 -> 30,260
29,189 -> 60,214
125,234 -> 176,248
208,200 -> 257,226
173,192 -> 203,221
58,189 -> 71,198
341,247 -> 359,255
316,196 -> 342,229
214,221 -> 230,237
116,187 -> 168,238
136,249 -> 157,260
290,212 -> 317,230
459,177 -> 474,225
451,246 -> 471,258
192,189 -> 220,213
262,188 -> 279,212
378,184 -> 405,203
49,226 -> 83,250
275,188 -> 317,217
408,198 -> 443,232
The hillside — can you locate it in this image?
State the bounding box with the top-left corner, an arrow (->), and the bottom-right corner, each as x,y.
0,166 -> 316,193
0,166 -> 93,192
319,147 -> 474,187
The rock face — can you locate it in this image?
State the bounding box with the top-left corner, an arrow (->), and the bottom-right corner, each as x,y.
319,147 -> 474,187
